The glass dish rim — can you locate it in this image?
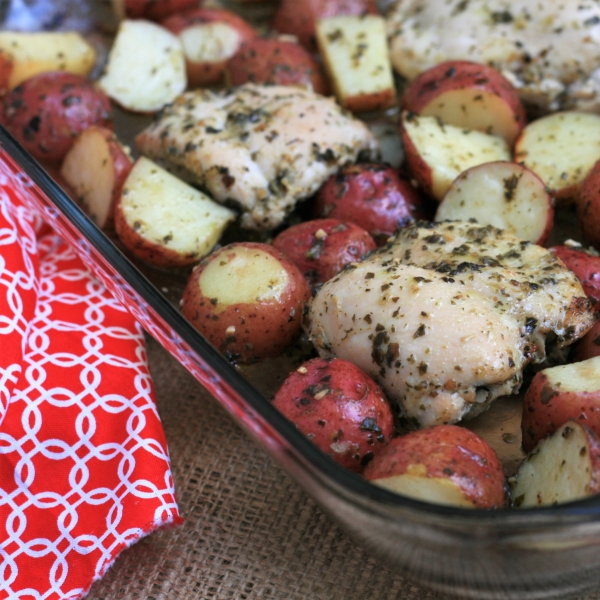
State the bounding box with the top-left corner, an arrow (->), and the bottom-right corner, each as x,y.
2,122 -> 600,528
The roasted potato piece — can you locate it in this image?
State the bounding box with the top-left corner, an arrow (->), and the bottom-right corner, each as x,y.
1,71 -> 112,164
181,242 -> 311,363
550,245 -> 600,310
272,357 -> 394,472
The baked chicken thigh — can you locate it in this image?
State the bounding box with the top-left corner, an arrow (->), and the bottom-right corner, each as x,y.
305,221 -> 594,427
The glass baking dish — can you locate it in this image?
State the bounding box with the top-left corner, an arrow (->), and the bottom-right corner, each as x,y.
3,2 -> 600,598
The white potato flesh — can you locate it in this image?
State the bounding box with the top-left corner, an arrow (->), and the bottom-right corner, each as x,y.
436,162 -> 552,243
98,19 -> 186,113
199,246 -> 290,309
179,23 -> 240,63
120,157 -> 235,260
512,421 -> 598,507
60,128 -> 117,228
0,31 -> 96,89
315,15 -> 395,112
514,112 -> 600,198
419,88 -> 520,146
371,471 -> 476,508
402,112 -> 511,201
544,355 -> 600,394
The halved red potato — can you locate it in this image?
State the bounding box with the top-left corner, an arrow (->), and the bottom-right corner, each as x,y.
162,8 -> 256,88
401,61 -> 526,146
363,425 -> 506,509
400,111 -> 511,201
435,161 -> 554,245
272,0 -> 378,50
272,357 -> 395,472
226,37 -> 329,95
549,244 -> 600,309
313,163 -> 431,245
511,420 -> 600,508
0,31 -> 96,90
115,157 -> 236,267
111,0 -> 198,21
514,112 -> 600,203
98,20 -> 186,113
272,218 -> 376,288
521,356 -> 600,453
576,159 -> 600,251
181,242 -> 311,363
60,126 -> 133,229
1,71 -> 113,165
315,14 -> 396,113
572,319 -> 600,363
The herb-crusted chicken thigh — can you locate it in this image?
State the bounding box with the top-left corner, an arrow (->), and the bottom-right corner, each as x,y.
135,84 -> 378,230
305,221 -> 594,428
386,0 -> 600,113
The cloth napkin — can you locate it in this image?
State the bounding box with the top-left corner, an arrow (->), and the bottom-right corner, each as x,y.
0,156 -> 182,598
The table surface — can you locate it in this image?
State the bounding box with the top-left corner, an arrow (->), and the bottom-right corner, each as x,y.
84,336 -> 600,600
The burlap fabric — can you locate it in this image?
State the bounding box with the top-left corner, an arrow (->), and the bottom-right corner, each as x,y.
84,337 -> 600,600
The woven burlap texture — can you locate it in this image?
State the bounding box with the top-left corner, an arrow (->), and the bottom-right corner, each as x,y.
86,337 -> 600,600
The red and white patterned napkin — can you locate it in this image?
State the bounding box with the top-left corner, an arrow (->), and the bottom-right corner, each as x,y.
0,160 -> 182,598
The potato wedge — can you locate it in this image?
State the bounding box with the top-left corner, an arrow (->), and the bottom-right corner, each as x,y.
514,112 -> 600,203
60,126 -> 133,229
512,420 -> 600,508
436,161 -> 553,245
400,111 -> 511,201
0,31 -> 96,90
315,15 -> 395,113
98,20 -> 186,113
114,157 -> 235,267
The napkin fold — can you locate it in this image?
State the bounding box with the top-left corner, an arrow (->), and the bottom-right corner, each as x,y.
0,159 -> 182,598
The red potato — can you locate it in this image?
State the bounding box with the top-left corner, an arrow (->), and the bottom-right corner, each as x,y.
521,356 -> 600,453
60,126 -> 133,229
272,357 -> 394,472
181,242 -> 311,363
550,245 -> 600,309
162,8 -> 256,88
401,61 -> 526,146
313,163 -> 431,245
576,159 -> 600,251
511,420 -> 600,508
363,425 -> 506,509
272,218 -> 376,288
271,0 -> 378,50
514,111 -> 600,204
1,71 -> 112,165
400,111 -> 511,202
572,318 -> 600,363
435,161 -> 554,245
111,0 -> 198,21
226,37 -> 329,95
115,157 -> 235,267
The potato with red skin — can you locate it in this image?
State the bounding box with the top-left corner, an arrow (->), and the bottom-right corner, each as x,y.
1,71 -> 112,165
272,0 -> 379,50
550,245 -> 600,310
111,0 -> 198,21
162,8 -> 256,88
272,218 -> 376,288
313,163 -> 431,245
226,38 -> 329,95
401,60 -> 526,146
0,52 -> 12,96
521,357 -> 600,453
577,159 -> 600,251
181,242 -> 311,363
363,425 -> 506,509
272,357 -> 394,472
